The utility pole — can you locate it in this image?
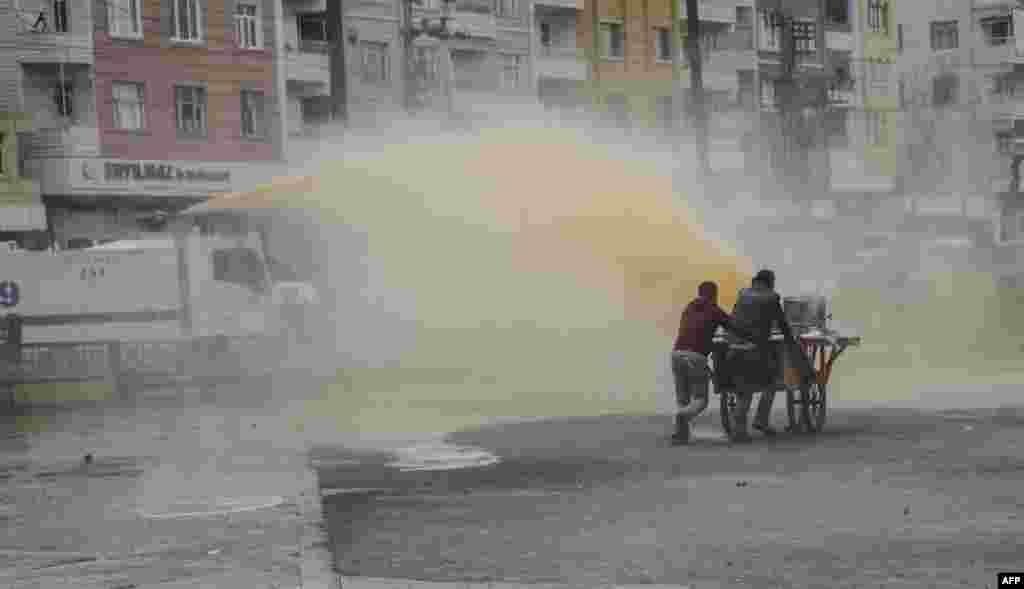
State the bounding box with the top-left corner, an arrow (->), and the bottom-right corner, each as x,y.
327,0 -> 349,125
684,0 -> 709,176
778,10 -> 797,194
403,0 -> 417,113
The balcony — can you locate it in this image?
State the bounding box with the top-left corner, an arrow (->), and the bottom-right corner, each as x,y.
680,1 -> 736,23
284,40 -> 329,86
534,0 -> 581,10
535,45 -> 587,81
22,125 -> 100,159
826,30 -> 854,52
14,1 -> 94,64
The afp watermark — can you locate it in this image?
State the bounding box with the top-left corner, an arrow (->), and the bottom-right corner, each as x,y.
999,573 -> 1024,585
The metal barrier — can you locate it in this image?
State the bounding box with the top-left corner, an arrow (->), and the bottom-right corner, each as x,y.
0,331 -> 282,406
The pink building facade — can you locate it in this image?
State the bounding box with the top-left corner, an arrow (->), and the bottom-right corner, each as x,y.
22,0 -> 284,250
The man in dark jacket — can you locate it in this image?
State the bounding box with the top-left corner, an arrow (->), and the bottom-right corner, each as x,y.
670,281 -> 753,445
729,269 -> 805,442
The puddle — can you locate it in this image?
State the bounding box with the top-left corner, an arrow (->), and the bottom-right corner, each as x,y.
388,442 -> 501,472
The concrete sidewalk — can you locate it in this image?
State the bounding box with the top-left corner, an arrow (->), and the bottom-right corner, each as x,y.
0,381 -> 343,589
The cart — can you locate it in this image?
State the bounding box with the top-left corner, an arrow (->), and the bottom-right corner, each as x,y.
710,295 -> 861,435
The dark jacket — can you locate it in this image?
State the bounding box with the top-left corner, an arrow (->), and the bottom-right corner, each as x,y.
729,286 -> 796,387
732,286 -> 794,348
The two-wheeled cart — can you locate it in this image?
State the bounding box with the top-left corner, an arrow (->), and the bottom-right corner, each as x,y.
710,296 -> 862,436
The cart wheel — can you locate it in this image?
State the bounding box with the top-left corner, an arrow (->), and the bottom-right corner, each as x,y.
804,381 -> 827,433
719,391 -> 736,437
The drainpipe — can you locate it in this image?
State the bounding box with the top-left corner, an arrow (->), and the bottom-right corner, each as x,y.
272,0 -> 290,162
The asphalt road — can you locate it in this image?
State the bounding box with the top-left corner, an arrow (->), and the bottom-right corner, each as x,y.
317,407 -> 1024,589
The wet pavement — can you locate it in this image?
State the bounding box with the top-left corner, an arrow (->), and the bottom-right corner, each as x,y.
317,407 -> 1024,589
0,379 -> 334,589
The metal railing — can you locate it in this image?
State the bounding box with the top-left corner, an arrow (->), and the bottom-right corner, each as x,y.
0,336 -> 282,405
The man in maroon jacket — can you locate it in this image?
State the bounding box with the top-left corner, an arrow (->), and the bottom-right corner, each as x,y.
670,281 -> 752,445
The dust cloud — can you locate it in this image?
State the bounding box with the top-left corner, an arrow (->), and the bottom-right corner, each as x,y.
258,116 -> 1024,437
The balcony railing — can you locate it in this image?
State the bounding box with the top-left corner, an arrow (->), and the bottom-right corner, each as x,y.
22,125 -> 100,159
537,44 -> 584,59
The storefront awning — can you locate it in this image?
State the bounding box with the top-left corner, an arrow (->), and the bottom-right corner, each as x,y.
180,175 -> 318,216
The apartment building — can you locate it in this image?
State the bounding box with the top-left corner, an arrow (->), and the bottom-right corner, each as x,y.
570,0 -> 758,139
281,0 -> 535,137
3,0 -> 284,250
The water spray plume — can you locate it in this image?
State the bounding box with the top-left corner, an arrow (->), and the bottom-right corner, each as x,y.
254,125 -> 755,434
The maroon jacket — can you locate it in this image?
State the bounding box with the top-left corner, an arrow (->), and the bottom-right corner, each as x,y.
672,297 -> 744,357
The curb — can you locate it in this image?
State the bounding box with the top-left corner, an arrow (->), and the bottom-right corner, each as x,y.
298,466 -> 343,589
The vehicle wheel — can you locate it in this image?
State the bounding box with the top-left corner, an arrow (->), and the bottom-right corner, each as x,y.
719,391 -> 736,437
804,381 -> 827,433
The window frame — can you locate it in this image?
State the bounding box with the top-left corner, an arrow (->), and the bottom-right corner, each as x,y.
500,53 -> 521,91
792,19 -> 816,53
980,15 -> 1013,47
654,27 -> 672,63
174,84 -> 208,137
930,20 -> 958,51
758,9 -> 782,51
108,0 -> 143,38
111,81 -> 146,131
171,0 -> 204,43
240,89 -> 266,139
54,81 -> 74,119
359,41 -> 391,85
494,0 -> 517,18
234,0 -> 261,49
932,73 -> 959,106
600,20 -> 625,60
52,0 -> 68,33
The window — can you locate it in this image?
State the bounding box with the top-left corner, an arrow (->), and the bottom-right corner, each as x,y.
868,0 -> 888,35
600,22 -> 624,59
930,20 -> 958,50
897,23 -> 903,51
112,82 -> 145,130
174,85 -> 206,136
54,82 -> 73,119
172,0 -> 202,42
735,6 -> 752,26
413,46 -> 439,84
737,70 -> 755,108
297,13 -> 327,43
108,0 -> 142,37
792,20 -> 816,53
300,95 -> 331,126
212,248 -> 267,293
539,22 -> 551,47
933,73 -> 958,106
981,16 -> 1013,47
52,0 -> 68,33
606,93 -> 629,128
865,111 -> 883,145
240,90 -> 265,138
360,41 -> 390,84
500,54 -> 521,90
495,0 -> 516,18
235,2 -> 259,49
655,27 -> 672,62
825,0 -> 847,25
758,9 -> 782,50
760,77 -> 776,107
997,132 -> 1013,155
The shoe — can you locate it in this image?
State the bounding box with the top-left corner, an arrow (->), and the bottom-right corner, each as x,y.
670,434 -> 689,446
731,431 -> 753,444
753,423 -> 777,436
